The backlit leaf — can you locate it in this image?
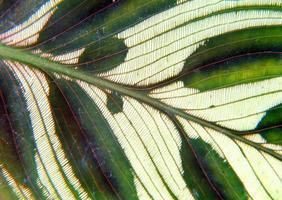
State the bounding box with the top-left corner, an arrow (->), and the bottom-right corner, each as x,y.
0,0 -> 282,199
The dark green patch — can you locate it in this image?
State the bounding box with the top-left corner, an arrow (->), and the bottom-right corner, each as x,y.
47,77 -> 95,198
79,37 -> 127,73
257,105 -> 282,145
261,128 -> 282,146
184,54 -> 282,91
0,62 -> 47,199
38,0 -> 113,51
55,79 -> 138,200
0,175 -> 18,200
0,0 -> 45,32
38,0 -> 176,54
106,91 -> 123,114
190,139 -> 248,200
180,26 -> 282,91
0,88 -> 24,182
184,26 -> 282,70
176,124 -> 220,199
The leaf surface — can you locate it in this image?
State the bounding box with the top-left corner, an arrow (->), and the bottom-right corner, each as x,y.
0,0 -> 282,199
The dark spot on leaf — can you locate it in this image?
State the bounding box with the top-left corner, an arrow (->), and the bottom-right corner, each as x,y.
107,91 -> 123,114
79,37 -> 127,73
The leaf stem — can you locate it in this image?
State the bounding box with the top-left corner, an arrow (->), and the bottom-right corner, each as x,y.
0,43 -> 281,160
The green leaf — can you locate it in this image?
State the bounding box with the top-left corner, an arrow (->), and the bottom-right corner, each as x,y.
0,0 -> 282,199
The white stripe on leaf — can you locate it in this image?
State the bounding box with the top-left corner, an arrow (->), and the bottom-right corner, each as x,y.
0,0 -> 63,46
178,118 -> 282,200
118,0 -> 281,42
4,61 -> 89,200
148,60 -> 282,199
151,77 -> 282,131
77,81 -> 195,200
100,1 -> 282,86
35,48 -> 86,65
0,165 -> 34,200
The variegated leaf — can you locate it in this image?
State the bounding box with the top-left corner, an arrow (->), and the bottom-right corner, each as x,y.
0,0 -> 282,199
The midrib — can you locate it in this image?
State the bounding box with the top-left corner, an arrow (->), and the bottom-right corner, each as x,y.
0,43 -> 281,161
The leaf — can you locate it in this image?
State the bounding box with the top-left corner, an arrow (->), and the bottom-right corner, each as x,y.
0,0 -> 282,199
